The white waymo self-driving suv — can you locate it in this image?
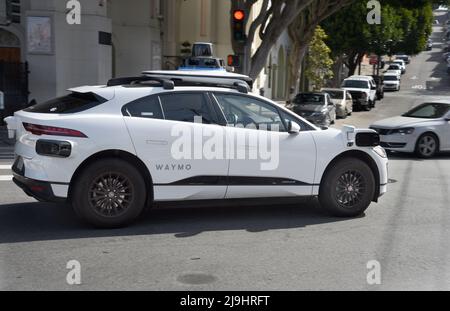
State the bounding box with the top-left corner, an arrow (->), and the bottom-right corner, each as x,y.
4,71 -> 388,228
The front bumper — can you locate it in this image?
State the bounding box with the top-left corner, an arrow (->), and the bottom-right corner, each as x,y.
296,112 -> 329,126
336,106 -> 347,117
379,134 -> 416,152
384,84 -> 399,90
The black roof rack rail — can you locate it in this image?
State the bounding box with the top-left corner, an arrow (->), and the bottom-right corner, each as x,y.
107,74 -> 252,93
107,76 -> 175,89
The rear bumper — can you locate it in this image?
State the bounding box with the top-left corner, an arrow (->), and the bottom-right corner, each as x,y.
12,157 -> 67,203
12,174 -> 67,203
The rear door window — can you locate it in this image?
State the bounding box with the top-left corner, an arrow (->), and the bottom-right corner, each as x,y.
159,92 -> 216,124
123,96 -> 164,119
24,92 -> 107,114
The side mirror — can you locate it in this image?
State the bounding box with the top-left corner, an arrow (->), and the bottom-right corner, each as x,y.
287,121 -> 301,134
226,113 -> 238,125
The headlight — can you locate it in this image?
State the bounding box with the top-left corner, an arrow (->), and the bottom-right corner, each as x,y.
390,127 -> 415,135
373,146 -> 387,158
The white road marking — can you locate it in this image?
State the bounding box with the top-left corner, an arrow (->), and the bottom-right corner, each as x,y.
0,175 -> 13,181
0,165 -> 12,170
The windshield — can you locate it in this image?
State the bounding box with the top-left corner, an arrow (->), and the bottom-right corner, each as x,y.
342,80 -> 369,89
384,76 -> 399,81
388,65 -> 400,70
403,103 -> 450,119
323,90 -> 343,99
294,94 -> 325,105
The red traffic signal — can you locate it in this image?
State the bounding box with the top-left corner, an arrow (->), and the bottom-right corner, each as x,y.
233,10 -> 245,21
227,55 -> 240,67
232,10 -> 246,42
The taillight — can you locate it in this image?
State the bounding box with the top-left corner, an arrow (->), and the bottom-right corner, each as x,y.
23,123 -> 87,138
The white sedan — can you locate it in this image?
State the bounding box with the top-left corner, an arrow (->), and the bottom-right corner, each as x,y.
370,102 -> 450,158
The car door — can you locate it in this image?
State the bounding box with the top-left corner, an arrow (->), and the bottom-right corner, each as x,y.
326,94 -> 336,121
211,92 -> 317,199
369,80 -> 377,101
123,91 -> 229,201
345,91 -> 353,113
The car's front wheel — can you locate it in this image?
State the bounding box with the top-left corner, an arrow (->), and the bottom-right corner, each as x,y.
319,158 -> 375,217
415,133 -> 439,158
71,159 -> 147,228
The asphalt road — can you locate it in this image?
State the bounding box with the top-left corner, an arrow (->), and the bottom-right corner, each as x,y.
1,12 -> 450,291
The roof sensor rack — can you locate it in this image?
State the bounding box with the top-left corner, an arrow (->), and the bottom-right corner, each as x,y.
107,71 -> 253,94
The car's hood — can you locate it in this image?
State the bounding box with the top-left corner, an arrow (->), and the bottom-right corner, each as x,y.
383,80 -> 399,84
371,116 -> 433,129
293,104 -> 325,112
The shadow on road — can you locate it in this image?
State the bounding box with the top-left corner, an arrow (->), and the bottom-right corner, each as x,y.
0,199 -> 353,244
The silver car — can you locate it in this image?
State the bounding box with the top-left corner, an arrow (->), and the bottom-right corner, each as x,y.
370,102 -> 450,158
290,92 -> 336,127
321,88 -> 353,119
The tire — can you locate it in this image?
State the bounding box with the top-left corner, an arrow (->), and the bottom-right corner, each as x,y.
364,103 -> 371,111
319,158 -> 375,217
415,133 -> 439,158
71,158 -> 147,228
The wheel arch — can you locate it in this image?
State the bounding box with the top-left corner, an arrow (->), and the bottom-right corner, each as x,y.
68,150 -> 154,205
319,150 -> 381,202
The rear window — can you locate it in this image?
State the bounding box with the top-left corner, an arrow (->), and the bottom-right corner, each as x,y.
24,92 -> 107,114
342,80 -> 369,89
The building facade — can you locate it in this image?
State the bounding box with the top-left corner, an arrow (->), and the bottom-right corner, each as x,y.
0,0 -> 291,121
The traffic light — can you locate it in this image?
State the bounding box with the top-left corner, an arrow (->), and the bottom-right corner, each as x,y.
232,9 -> 246,43
227,55 -> 240,67
6,0 -> 21,24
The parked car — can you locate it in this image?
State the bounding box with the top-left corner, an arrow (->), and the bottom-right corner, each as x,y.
392,60 -> 406,74
387,64 -> 403,76
385,70 -> 401,80
341,76 -> 377,111
395,54 -> 411,64
290,92 -> 336,127
3,70 -> 389,227
370,102 -> 450,158
320,88 -> 353,119
370,75 -> 385,100
382,73 -> 401,91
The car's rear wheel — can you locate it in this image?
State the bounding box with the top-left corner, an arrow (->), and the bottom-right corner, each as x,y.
319,158 -> 375,217
71,159 -> 147,228
364,103 -> 371,111
415,133 -> 439,158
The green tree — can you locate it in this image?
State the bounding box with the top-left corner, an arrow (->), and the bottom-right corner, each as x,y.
322,0 -> 437,76
305,26 -> 334,90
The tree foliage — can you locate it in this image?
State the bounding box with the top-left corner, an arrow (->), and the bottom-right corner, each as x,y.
322,0 -> 436,76
305,26 -> 334,90
231,0 -> 353,79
